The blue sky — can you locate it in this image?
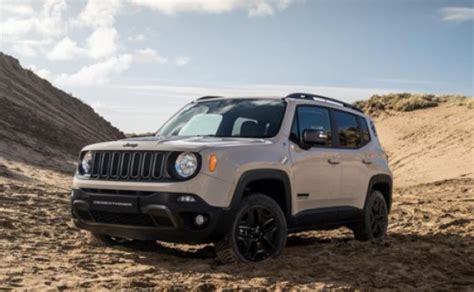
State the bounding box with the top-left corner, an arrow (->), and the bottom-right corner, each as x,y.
1,0 -> 473,133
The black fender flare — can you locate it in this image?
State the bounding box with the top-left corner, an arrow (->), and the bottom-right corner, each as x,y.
229,169 -> 292,220
363,174 -> 393,211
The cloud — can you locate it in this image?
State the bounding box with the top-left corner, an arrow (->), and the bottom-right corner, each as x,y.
28,65 -> 53,80
47,37 -> 86,60
135,48 -> 168,63
76,0 -> 123,28
175,56 -> 191,66
0,0 -> 67,37
46,27 -> 119,60
129,0 -> 294,17
86,27 -> 119,59
440,7 -> 474,22
248,1 -> 274,17
0,0 -> 67,56
128,34 -> 146,42
0,2 -> 34,16
56,54 -> 133,86
9,39 -> 54,57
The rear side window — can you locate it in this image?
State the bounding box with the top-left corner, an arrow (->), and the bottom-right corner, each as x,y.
358,116 -> 371,145
333,111 -> 361,148
292,106 -> 332,146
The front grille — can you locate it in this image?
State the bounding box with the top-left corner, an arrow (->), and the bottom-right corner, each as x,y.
90,151 -> 165,181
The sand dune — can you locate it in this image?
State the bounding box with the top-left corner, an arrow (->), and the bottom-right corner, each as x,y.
377,102 -> 474,187
0,53 -> 124,174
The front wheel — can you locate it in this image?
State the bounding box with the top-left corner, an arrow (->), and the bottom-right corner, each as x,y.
214,194 -> 287,263
352,190 -> 389,241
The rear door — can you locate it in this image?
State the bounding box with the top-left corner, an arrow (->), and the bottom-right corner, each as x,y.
332,110 -> 371,207
289,105 -> 342,213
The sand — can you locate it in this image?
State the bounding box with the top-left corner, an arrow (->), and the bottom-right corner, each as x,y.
0,102 -> 473,290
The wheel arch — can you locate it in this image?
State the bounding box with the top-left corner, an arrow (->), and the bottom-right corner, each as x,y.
364,174 -> 393,211
230,169 -> 292,220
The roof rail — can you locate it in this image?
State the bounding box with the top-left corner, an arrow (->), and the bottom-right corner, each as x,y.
197,95 -> 223,101
285,92 -> 364,113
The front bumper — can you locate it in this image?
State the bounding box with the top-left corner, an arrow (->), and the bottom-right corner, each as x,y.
71,189 -> 233,243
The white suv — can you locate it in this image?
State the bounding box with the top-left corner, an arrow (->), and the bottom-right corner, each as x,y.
71,93 -> 393,263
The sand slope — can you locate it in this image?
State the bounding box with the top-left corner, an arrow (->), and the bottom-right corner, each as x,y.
0,178 -> 472,290
376,102 -> 474,186
0,52 -> 124,173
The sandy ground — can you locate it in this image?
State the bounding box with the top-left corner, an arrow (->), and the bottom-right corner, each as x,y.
0,177 -> 472,290
0,103 -> 473,290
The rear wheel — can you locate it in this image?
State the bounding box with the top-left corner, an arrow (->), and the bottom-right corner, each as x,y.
215,194 -> 287,263
352,190 -> 388,241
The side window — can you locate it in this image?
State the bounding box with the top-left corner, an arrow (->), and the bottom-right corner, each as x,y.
358,116 -> 371,145
333,111 -> 361,148
295,106 -> 332,146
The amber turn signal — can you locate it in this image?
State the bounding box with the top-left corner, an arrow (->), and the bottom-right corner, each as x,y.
208,154 -> 217,172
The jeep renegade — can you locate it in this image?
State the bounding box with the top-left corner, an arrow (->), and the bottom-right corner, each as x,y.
71,93 -> 392,263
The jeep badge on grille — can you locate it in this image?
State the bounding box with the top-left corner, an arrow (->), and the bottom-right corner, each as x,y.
123,143 -> 138,148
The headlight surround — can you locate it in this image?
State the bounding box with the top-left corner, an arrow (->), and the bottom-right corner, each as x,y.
80,151 -> 93,176
172,152 -> 200,180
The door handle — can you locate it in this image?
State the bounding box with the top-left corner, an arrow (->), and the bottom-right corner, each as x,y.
328,159 -> 340,165
362,159 -> 372,165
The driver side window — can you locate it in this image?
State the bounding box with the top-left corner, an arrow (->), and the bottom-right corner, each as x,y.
290,106 -> 333,146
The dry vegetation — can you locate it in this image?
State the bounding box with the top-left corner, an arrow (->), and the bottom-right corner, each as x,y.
354,93 -> 473,117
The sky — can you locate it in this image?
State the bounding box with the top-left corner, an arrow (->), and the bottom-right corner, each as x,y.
0,0 -> 473,133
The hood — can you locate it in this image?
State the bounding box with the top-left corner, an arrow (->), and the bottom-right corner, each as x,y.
82,136 -> 272,152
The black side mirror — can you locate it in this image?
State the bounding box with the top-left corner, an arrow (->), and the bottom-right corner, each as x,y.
302,129 -> 328,146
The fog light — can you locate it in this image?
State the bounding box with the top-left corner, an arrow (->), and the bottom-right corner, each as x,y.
194,214 -> 207,227
177,195 -> 196,203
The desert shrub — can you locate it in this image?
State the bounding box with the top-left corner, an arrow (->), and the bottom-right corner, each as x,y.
354,93 -> 473,116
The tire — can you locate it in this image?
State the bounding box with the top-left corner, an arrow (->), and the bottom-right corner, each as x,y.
352,190 -> 389,241
87,232 -> 114,247
214,194 -> 287,264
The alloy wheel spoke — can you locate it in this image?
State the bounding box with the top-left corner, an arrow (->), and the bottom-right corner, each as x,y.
262,217 -> 275,231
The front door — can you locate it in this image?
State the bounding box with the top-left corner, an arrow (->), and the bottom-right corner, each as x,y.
289,105 -> 342,214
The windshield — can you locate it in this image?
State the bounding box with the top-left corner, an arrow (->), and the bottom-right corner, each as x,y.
157,99 -> 286,138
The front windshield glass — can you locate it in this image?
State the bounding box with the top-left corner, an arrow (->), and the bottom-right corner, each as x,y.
157,99 -> 286,138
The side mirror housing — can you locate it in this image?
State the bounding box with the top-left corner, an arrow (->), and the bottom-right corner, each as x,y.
302,129 -> 328,147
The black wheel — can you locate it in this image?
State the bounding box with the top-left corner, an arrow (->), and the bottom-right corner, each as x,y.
215,194 -> 287,263
352,190 -> 388,241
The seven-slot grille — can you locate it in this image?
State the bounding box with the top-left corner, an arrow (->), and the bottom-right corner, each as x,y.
90,151 -> 165,181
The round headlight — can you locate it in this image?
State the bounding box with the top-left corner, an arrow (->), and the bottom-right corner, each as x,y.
174,152 -> 198,179
81,151 -> 93,176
